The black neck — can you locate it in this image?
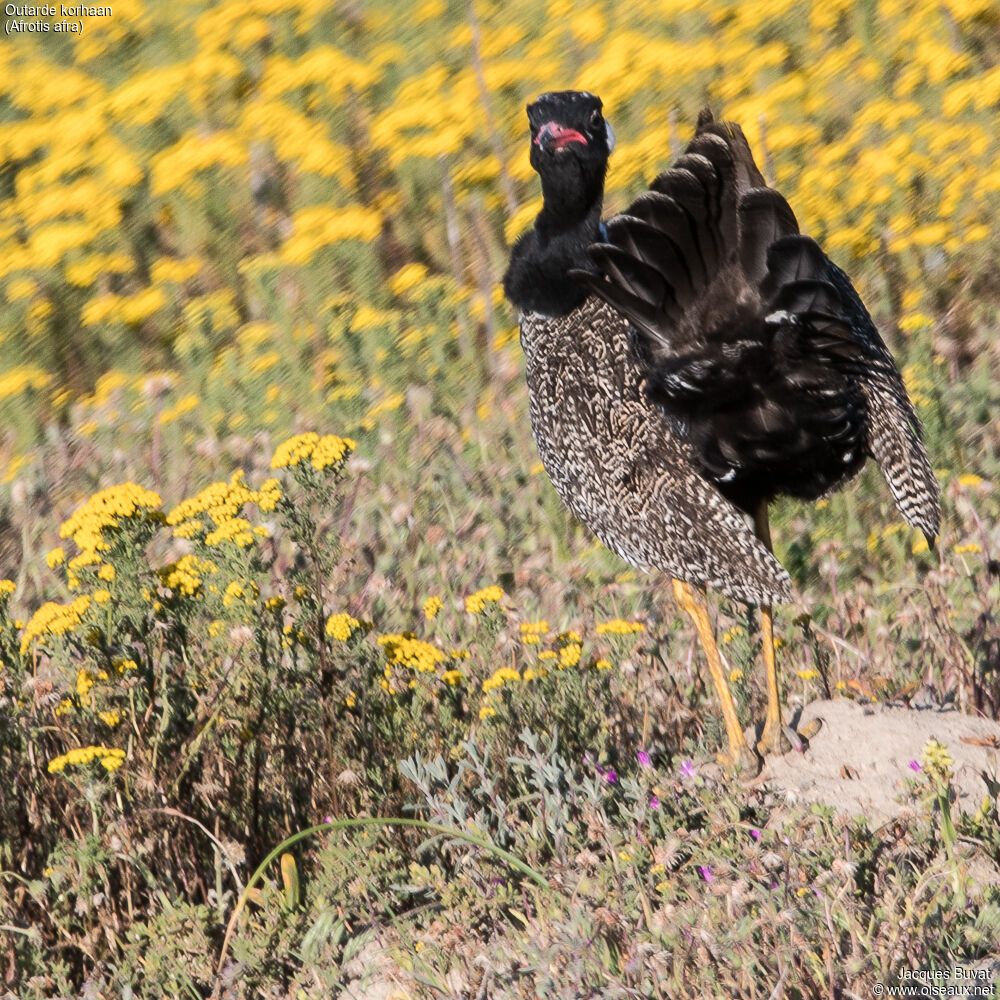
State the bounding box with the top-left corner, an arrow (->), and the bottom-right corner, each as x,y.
537,172 -> 604,232
503,183 -> 605,317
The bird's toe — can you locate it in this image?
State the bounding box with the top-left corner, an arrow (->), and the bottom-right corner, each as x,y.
756,714 -> 822,757
716,742 -> 763,778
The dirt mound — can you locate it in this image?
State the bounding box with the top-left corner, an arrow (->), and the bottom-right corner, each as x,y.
762,697 -> 1000,825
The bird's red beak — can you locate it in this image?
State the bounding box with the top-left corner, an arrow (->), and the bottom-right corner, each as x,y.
534,122 -> 588,151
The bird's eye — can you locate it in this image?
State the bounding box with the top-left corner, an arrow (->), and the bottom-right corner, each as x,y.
589,109 -> 602,129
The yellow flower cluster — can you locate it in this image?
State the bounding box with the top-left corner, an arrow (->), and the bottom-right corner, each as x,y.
167,471 -> 280,546
519,620 -> 548,645
48,745 -> 125,774
921,738 -> 954,787
326,612 -> 361,641
279,205 -> 383,265
465,585 -> 504,615
0,367 -> 51,401
1,0 -> 999,434
270,432 -> 356,471
0,579 -> 14,601
389,263 -> 429,297
223,581 -> 259,608
423,596 -> 443,621
595,619 -> 645,635
377,633 -> 447,672
559,642 -> 582,669
20,595 -> 92,653
483,666 -> 521,692
158,554 -> 217,597
76,667 -> 96,704
57,484 -> 163,586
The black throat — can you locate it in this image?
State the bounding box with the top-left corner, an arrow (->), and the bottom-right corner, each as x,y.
503,171 -> 606,318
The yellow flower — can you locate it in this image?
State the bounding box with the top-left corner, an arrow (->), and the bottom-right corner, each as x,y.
47,745 -> 125,774
46,547 -> 65,568
280,205 -> 382,265
423,595 -> 443,621
311,434 -> 357,470
270,432 -> 356,471
21,595 -> 92,652
596,619 -> 645,635
167,470 -> 269,541
0,368 -> 51,401
223,581 -> 259,607
59,483 -> 162,562
559,643 -> 582,668
465,585 -> 504,614
483,666 -> 521,692
205,518 -> 255,547
389,262 -> 428,296
158,554 -> 216,596
921,739 -> 954,787
326,612 -> 361,641
378,633 -> 446,672
150,130 -> 249,197
76,668 -> 95,703
520,620 -> 548,635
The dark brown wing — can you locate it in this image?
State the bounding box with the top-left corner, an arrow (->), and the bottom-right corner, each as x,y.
571,110 -> 940,538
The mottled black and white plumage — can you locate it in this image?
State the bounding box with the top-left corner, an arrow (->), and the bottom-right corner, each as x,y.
519,294 -> 793,606
504,94 -> 940,607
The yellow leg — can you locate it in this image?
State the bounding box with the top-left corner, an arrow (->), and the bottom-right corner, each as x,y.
753,502 -> 786,755
753,503 -> 823,753
672,578 -> 758,772
758,600 -> 786,753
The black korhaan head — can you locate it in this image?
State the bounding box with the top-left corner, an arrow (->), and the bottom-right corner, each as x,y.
503,91 -> 615,316
527,91 -> 615,222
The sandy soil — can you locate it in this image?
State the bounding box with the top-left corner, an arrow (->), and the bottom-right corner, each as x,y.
761,697 -> 1000,825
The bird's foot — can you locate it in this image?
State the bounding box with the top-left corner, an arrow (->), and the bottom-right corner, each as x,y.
715,742 -> 763,778
755,712 -> 822,757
